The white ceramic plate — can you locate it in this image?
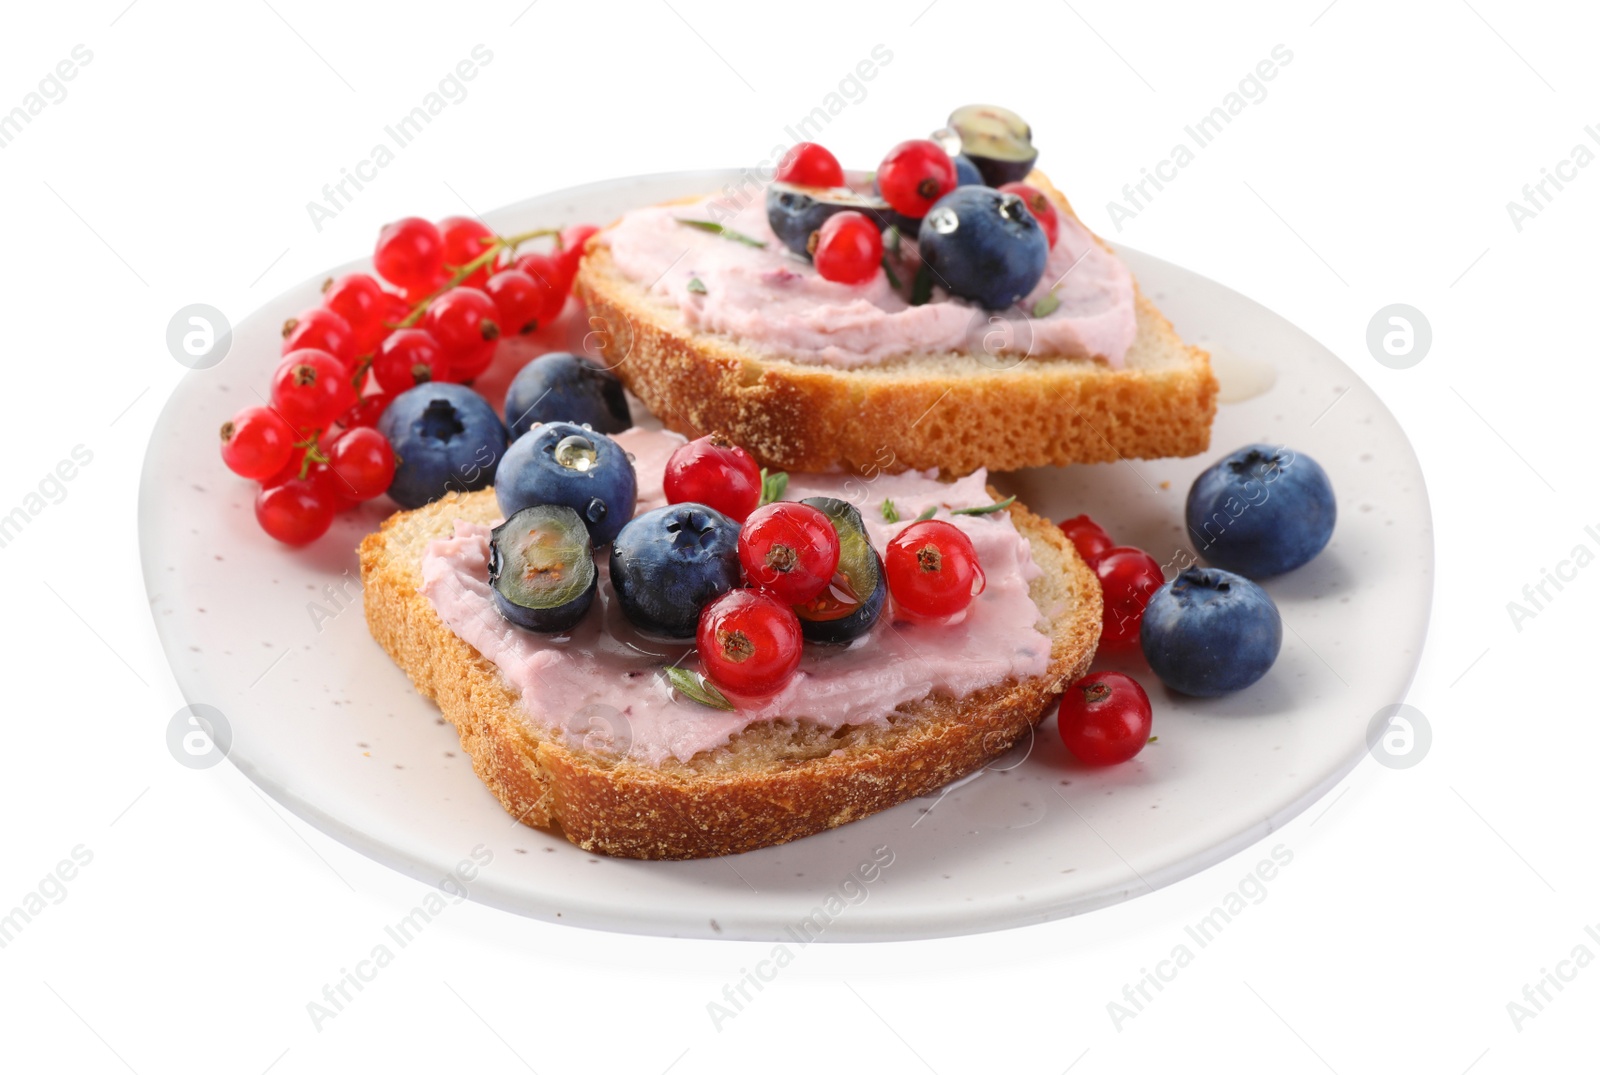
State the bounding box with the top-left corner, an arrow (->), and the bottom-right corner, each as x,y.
140,171 -> 1431,941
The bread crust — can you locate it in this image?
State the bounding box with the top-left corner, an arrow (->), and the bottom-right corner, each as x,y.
572,172 -> 1218,474
359,488 -> 1101,860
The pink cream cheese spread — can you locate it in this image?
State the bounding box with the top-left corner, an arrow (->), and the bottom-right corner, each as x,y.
418,428 -> 1053,768
599,181 -> 1137,368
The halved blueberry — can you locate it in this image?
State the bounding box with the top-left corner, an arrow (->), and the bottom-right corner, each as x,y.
945,104 -> 1038,186
766,182 -> 893,258
495,422 -> 637,547
488,505 -> 597,632
794,496 -> 886,644
608,503 -> 741,639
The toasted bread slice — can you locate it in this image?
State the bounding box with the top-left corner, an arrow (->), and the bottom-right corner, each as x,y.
359,488 -> 1101,860
574,171 -> 1217,475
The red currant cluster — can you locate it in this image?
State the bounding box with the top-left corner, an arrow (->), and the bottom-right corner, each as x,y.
772,140 -> 1060,286
1054,513 -> 1164,768
219,216 -> 598,546
1059,514 -> 1164,648
663,433 -> 987,702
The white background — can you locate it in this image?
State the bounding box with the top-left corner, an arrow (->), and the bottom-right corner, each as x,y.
1,0 -> 1595,1071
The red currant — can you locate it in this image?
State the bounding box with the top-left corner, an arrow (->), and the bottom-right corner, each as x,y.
340,391 -> 393,430
1000,182 -> 1060,248
304,461 -> 358,510
485,269 -> 547,335
255,477 -> 335,545
812,210 -> 883,285
401,277 -> 447,305
1059,514 -> 1114,567
1095,546 -> 1164,646
513,252 -> 570,322
374,217 -> 444,293
260,441 -> 311,488
776,142 -> 845,188
738,502 -> 841,605
270,349 -> 356,430
219,406 -> 295,481
373,328 -> 449,392
438,215 -> 496,289
561,223 -> 600,253
422,287 -> 501,381
322,273 -> 390,353
663,433 -> 762,522
1057,671 -> 1153,766
556,223 -> 600,287
325,428 -> 396,501
696,589 -> 804,699
282,307 -> 356,369
886,520 -> 985,619
379,290 -> 412,331
877,139 -> 957,219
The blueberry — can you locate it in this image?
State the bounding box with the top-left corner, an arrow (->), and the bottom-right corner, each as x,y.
608,504 -> 741,638
1186,444 -> 1336,578
495,422 -> 636,548
488,505 -> 597,632
377,382 -> 509,509
794,496 -> 885,644
947,104 -> 1038,186
766,182 -> 894,258
1141,567 -> 1282,697
504,352 -> 631,441
952,153 -> 986,187
917,187 -> 1048,310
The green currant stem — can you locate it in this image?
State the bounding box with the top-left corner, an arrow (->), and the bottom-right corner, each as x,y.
397,227 -> 561,329
292,433 -> 330,481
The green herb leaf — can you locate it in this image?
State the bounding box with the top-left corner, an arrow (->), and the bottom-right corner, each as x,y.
909,264 -> 935,306
759,467 -> 789,506
1031,290 -> 1061,318
950,494 -> 1017,517
674,218 -> 766,248
915,505 -> 938,521
1147,735 -> 1159,744
881,257 -> 902,291
686,276 -> 707,294
881,498 -> 900,523
665,666 -> 734,711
